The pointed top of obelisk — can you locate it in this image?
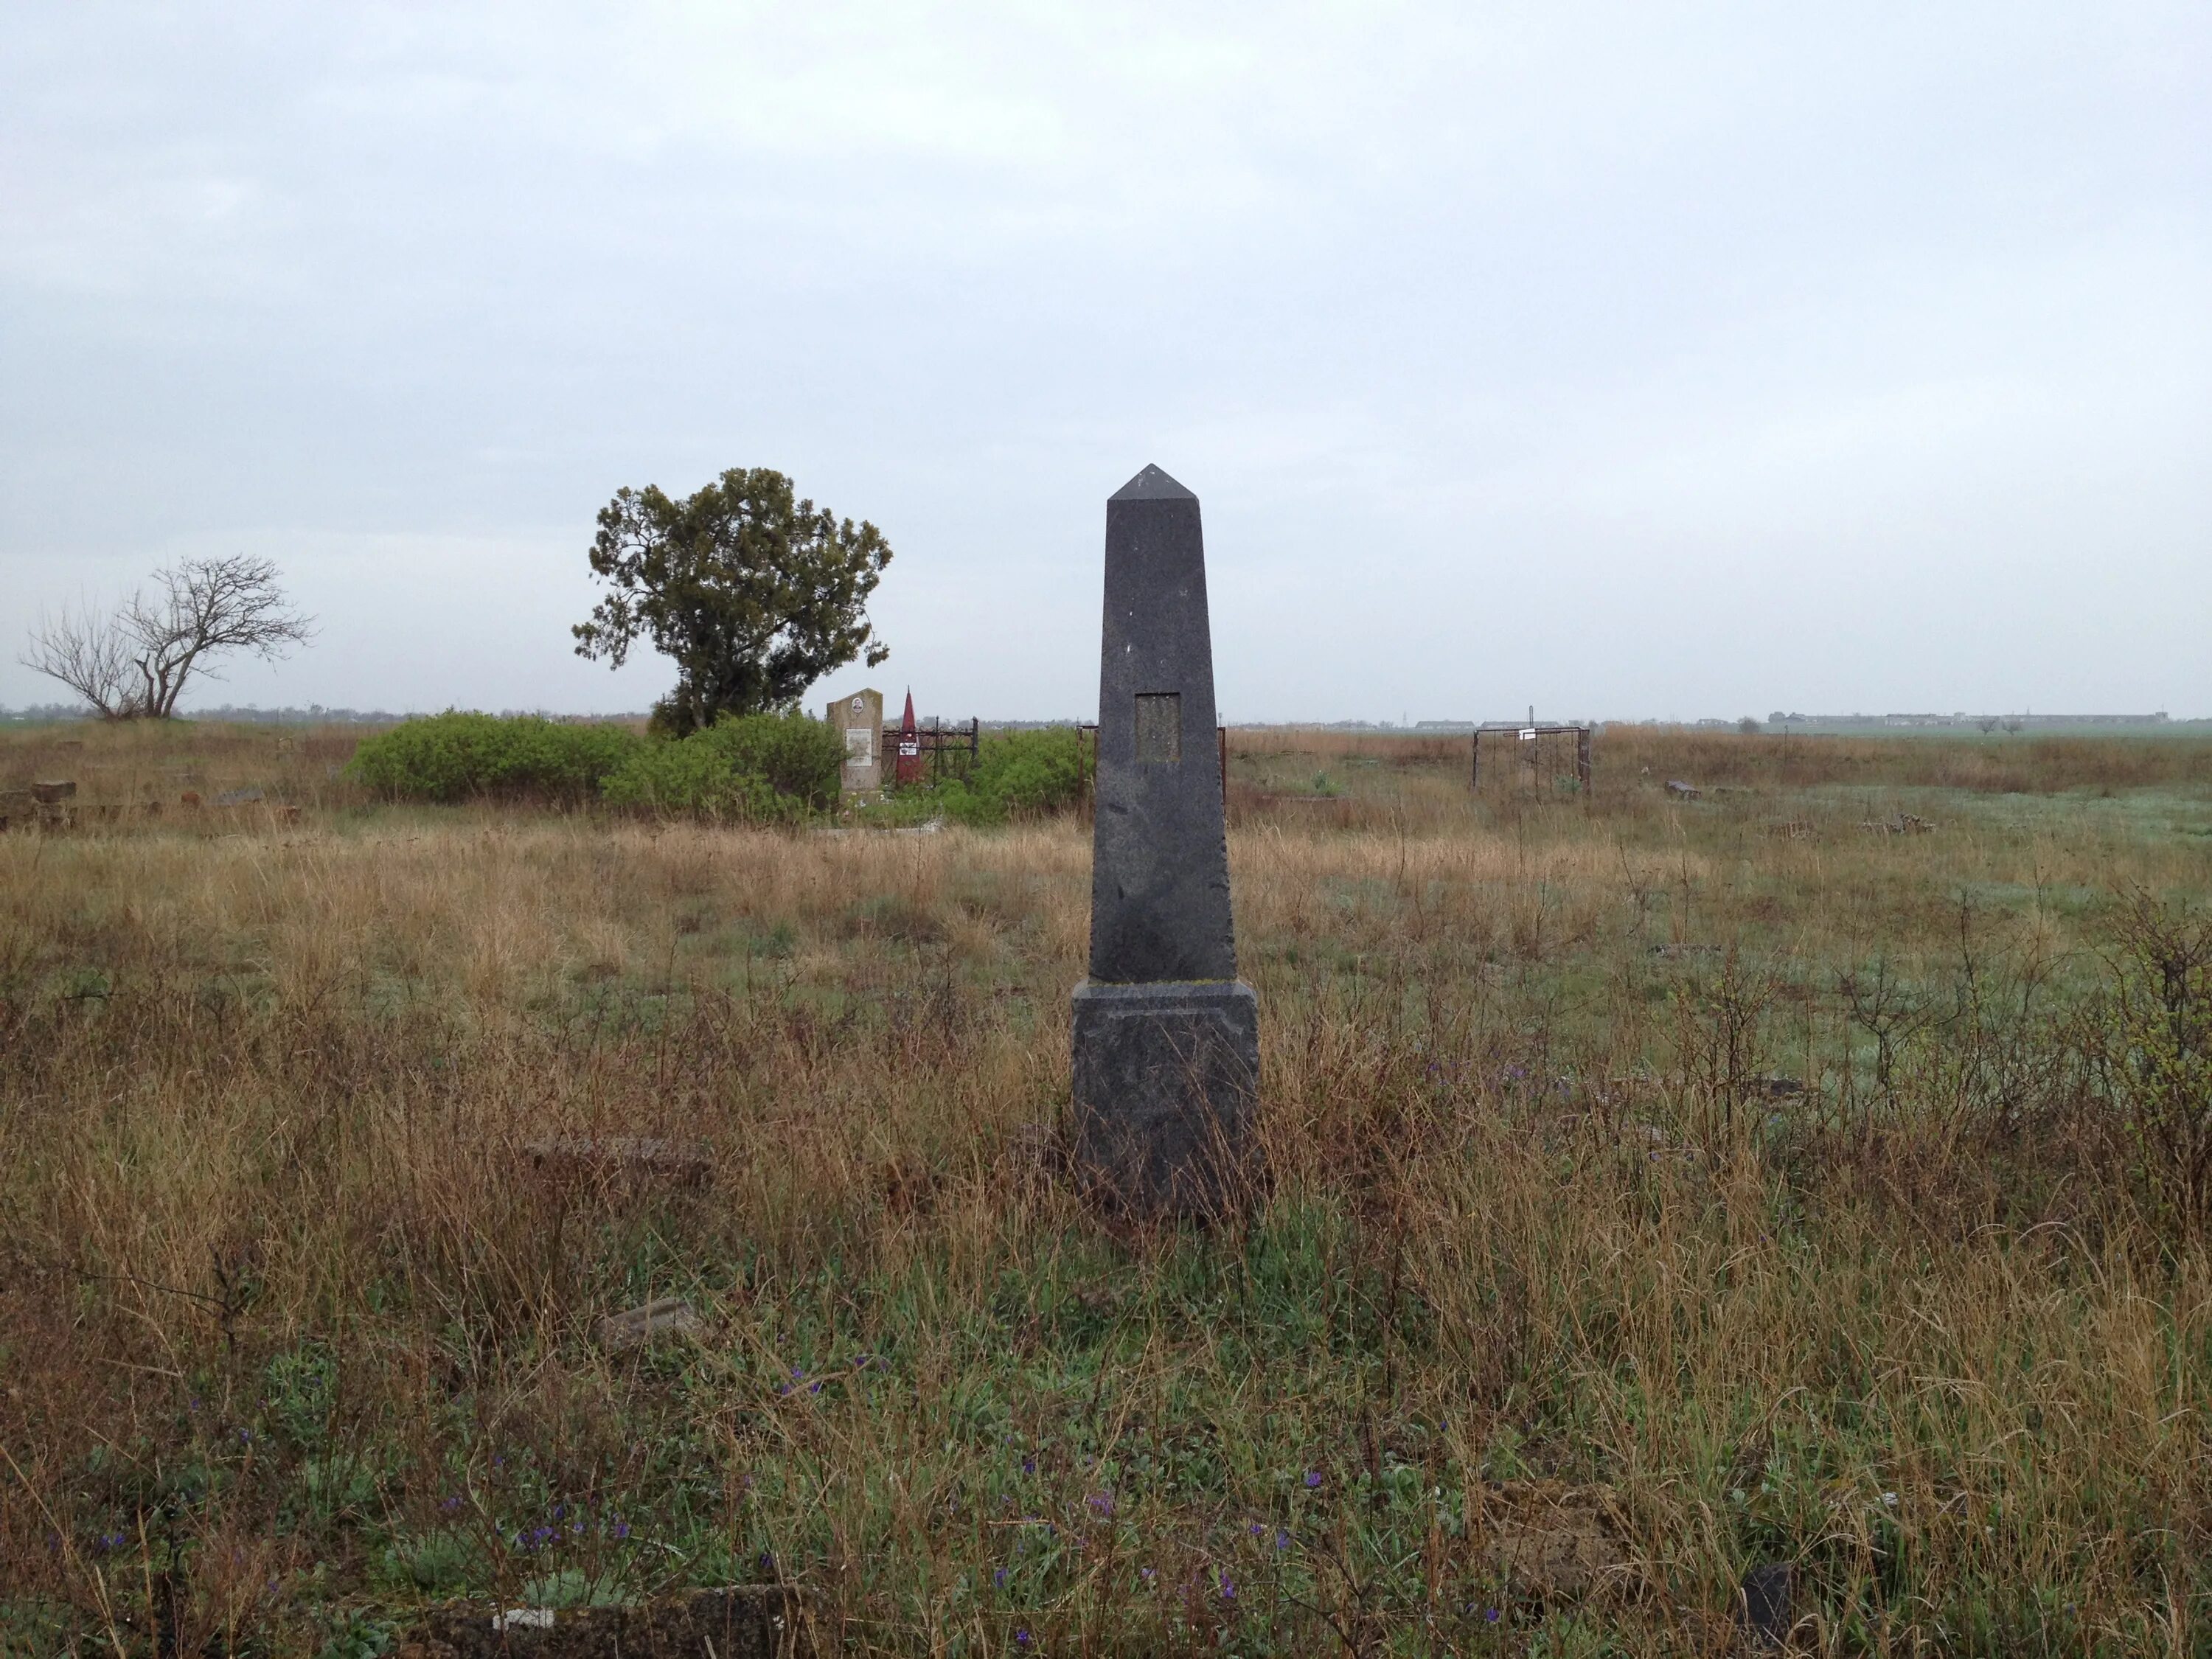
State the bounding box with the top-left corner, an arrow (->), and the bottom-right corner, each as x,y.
1110,463 -> 1197,503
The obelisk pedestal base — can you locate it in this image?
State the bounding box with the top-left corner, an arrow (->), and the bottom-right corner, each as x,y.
1071,978 -> 1259,1219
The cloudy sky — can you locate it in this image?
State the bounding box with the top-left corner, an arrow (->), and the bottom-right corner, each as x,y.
4,2 -> 2206,722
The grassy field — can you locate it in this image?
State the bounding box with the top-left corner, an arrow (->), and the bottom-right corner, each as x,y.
3,720 -> 2211,1655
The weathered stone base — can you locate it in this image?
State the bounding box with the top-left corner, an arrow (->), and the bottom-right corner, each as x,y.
1071,978 -> 1259,1218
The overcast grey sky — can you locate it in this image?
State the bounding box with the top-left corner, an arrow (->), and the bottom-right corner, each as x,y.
4,2 -> 2207,722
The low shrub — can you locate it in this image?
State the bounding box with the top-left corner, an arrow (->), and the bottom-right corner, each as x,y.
599,737 -> 779,819
698,711 -> 848,807
346,712 -> 641,802
2093,894 -> 2212,1231
600,712 -> 845,819
928,728 -> 1086,825
347,711 -> 1069,825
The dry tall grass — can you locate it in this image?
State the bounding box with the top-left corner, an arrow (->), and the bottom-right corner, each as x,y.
2,722 -> 2210,1655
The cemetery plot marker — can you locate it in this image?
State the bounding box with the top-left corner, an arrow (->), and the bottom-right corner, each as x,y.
1071,465 -> 1259,1218
827,686 -> 885,796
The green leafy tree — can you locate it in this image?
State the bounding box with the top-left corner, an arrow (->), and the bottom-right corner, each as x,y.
572,467 -> 891,735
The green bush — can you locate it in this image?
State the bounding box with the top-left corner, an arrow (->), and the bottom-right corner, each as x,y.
693,709 -> 847,807
599,736 -> 776,818
929,728 -> 1086,825
600,711 -> 845,819
346,712 -> 642,802
2097,895 -> 2212,1231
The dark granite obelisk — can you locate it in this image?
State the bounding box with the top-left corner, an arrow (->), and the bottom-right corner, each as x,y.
1071,465 -> 1259,1217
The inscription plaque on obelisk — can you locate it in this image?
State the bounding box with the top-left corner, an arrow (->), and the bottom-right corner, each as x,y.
1071,464 -> 1259,1216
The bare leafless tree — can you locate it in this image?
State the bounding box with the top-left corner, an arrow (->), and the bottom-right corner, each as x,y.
19,602 -> 138,717
124,555 -> 316,718
18,555 -> 315,719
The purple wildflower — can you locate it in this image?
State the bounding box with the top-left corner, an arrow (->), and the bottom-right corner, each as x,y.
1304,1470 -> 1323,1489
1219,1571 -> 1236,1601
1086,1492 -> 1113,1515
995,1567 -> 1008,1588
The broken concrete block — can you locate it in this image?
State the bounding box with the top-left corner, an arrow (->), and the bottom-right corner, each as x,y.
398,1585 -> 805,1658
593,1297 -> 703,1353
1739,1562 -> 1792,1650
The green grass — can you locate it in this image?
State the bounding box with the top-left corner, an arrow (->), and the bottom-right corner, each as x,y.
4,722 -> 2212,1653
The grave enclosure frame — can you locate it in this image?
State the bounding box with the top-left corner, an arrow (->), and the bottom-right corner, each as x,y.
880,718 -> 980,784
1470,723 -> 1593,802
